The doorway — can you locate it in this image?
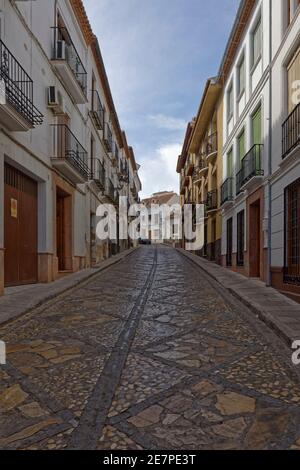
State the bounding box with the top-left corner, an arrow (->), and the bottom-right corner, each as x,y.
4,164 -> 38,286
56,187 -> 72,272
249,200 -> 261,277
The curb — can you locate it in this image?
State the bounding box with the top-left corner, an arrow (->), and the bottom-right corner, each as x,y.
176,248 -> 298,347
0,247 -> 139,327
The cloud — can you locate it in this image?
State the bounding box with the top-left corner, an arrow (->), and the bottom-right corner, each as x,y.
147,114 -> 186,131
139,143 -> 181,198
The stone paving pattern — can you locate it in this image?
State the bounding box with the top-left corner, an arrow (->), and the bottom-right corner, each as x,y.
0,246 -> 300,449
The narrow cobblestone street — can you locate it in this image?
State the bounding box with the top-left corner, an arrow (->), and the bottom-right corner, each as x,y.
1,246 -> 300,450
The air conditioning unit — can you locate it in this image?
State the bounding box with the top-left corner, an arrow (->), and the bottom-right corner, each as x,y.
56,40 -> 66,60
47,86 -> 64,113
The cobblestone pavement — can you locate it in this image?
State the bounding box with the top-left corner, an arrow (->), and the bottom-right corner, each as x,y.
1,246 -> 300,450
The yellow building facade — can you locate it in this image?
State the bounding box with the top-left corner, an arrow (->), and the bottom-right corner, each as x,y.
177,78 -> 223,262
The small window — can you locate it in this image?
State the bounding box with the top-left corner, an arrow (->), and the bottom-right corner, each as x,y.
237,56 -> 245,96
227,84 -> 234,121
251,18 -> 262,69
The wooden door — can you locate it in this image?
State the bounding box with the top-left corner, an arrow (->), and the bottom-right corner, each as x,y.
249,201 -> 261,277
56,192 -> 65,271
4,164 -> 37,286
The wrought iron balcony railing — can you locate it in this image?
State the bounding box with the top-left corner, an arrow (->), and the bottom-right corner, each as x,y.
0,40 -> 43,126
52,26 -> 87,96
90,90 -> 104,130
221,177 -> 234,205
236,144 -> 264,195
206,189 -> 218,212
104,123 -> 113,152
90,158 -> 106,189
282,102 -> 300,159
53,124 -> 89,179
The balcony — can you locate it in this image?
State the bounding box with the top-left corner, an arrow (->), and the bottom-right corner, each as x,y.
90,158 -> 106,190
105,178 -> 118,205
51,124 -> 89,184
236,144 -> 264,195
104,123 -> 113,153
221,177 -> 234,207
206,189 -> 218,213
282,102 -> 300,159
0,40 -> 43,131
51,26 -> 87,104
205,132 -> 218,164
118,160 -> 129,182
186,156 -> 194,176
89,90 -> 104,130
198,157 -> 209,177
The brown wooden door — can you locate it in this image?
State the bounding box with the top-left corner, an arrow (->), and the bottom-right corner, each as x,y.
56,192 -> 65,271
4,164 -> 37,286
249,201 -> 261,278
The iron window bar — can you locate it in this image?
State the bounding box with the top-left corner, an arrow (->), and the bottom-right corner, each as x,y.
0,40 -> 43,126
284,180 -> 300,285
53,124 -> 89,179
282,101 -> 300,159
52,26 -> 87,96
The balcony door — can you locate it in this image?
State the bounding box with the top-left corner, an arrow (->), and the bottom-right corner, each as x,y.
252,106 -> 262,170
56,187 -> 72,272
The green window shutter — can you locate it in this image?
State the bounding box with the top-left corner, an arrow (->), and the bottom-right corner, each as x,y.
227,150 -> 233,177
252,19 -> 261,67
252,107 -> 261,145
238,131 -> 245,162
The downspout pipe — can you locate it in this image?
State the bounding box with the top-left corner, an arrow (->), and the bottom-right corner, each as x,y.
267,0 -> 272,287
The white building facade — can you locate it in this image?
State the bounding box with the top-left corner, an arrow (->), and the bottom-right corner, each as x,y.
269,0 -> 300,300
0,0 -> 141,296
220,0 -> 271,282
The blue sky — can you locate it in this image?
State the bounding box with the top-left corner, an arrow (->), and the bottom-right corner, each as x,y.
84,0 -> 240,198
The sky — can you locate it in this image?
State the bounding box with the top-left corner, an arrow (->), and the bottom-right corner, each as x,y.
84,0 -> 240,198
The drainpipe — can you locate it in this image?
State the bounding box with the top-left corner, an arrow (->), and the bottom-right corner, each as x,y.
267,0 -> 272,287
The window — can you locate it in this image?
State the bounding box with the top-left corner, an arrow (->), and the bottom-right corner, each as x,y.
287,46 -> 300,113
251,18 -> 262,68
238,130 -> 245,165
237,56 -> 245,96
287,0 -> 300,26
227,149 -> 233,177
226,218 -> 233,267
252,106 -> 262,145
284,179 -> 300,284
237,210 -> 245,266
227,84 -> 233,121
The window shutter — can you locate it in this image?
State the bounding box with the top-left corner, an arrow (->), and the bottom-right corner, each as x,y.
252,107 -> 262,145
